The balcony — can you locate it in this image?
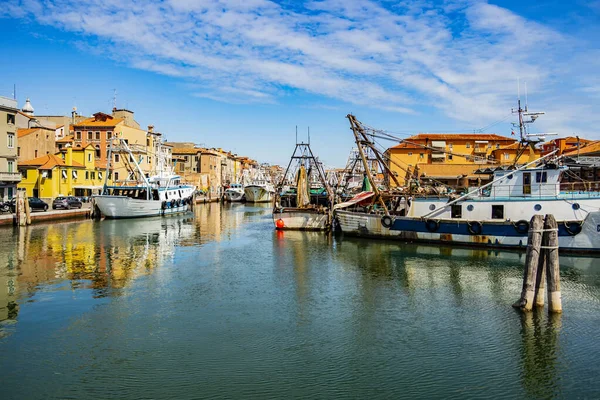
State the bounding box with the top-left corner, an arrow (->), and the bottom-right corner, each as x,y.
0,172 -> 22,182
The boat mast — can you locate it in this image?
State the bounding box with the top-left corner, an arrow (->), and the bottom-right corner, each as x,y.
347,114 -> 389,216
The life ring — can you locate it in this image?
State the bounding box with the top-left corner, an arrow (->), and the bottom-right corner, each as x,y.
564,221 -> 582,236
381,215 -> 393,229
425,219 -> 439,232
514,220 -> 530,234
467,221 -> 483,235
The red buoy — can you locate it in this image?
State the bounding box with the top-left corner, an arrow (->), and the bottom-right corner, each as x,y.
276,218 -> 285,229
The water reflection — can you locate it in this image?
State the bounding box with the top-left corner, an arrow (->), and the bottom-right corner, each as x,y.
0,203 -> 253,332
519,311 -> 563,399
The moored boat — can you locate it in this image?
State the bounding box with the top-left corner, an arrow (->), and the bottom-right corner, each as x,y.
93,139 -> 195,219
223,183 -> 245,202
244,170 -> 275,203
335,110 -> 600,253
273,140 -> 333,230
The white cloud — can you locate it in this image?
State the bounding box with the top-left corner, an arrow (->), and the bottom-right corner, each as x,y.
4,0 -> 598,136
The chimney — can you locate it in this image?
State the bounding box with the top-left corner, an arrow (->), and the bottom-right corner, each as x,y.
65,147 -> 73,166
148,125 -> 154,133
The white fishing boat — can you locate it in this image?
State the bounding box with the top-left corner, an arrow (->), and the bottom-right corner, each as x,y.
244,169 -> 275,203
93,139 -> 195,219
273,141 -> 333,231
223,183 -> 245,202
335,109 -> 600,253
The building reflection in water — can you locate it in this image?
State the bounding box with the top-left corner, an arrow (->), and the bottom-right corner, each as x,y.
0,203 -> 252,334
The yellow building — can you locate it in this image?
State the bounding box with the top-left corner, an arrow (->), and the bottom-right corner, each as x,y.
18,145 -> 111,202
386,133 -> 519,186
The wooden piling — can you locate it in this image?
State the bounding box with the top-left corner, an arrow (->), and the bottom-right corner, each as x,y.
514,215 -> 544,311
545,215 -> 562,313
534,222 -> 547,307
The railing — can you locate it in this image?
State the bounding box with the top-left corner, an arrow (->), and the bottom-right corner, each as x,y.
472,181 -> 600,200
0,172 -> 22,181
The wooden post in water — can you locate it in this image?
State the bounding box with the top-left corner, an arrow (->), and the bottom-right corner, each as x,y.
545,215 -> 562,313
24,195 -> 31,225
534,219 -> 547,307
513,215 -> 544,311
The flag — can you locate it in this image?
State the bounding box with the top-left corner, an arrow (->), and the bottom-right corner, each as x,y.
511,131 -> 515,136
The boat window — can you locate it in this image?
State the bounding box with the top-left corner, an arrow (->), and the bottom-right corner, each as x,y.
152,190 -> 159,200
523,172 -> 531,195
492,205 -> 504,219
451,204 -> 462,218
165,192 -> 169,200
535,171 -> 547,183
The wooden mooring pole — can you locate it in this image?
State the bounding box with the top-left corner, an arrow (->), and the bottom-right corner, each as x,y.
545,215 -> 562,313
514,214 -> 562,313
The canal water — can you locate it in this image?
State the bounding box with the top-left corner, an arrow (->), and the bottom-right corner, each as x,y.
1,203 -> 599,399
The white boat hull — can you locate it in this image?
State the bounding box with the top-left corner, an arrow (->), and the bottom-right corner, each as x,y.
94,196 -> 190,219
224,190 -> 244,202
274,209 -> 329,230
245,186 -> 273,203
335,209 -> 600,253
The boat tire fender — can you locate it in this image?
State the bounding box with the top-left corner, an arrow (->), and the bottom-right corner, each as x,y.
425,219 -> 439,233
514,220 -> 530,234
467,221 -> 483,235
564,221 -> 582,236
381,215 -> 393,229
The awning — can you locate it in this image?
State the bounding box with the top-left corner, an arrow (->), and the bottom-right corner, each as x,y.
333,191 -> 374,210
431,141 -> 446,147
73,185 -> 103,190
431,153 -> 446,158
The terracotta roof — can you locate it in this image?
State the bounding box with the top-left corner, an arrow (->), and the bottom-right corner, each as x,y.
56,135 -> 74,143
73,116 -> 123,128
171,147 -> 204,154
563,141 -> 600,157
18,154 -> 85,170
409,133 -> 515,141
387,142 -> 425,150
17,128 -> 38,138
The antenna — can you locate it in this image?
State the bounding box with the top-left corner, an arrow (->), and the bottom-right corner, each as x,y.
113,89 -> 117,109
517,77 -> 520,101
524,82 -> 528,111
308,127 -> 310,144
13,84 -> 16,100
296,125 -> 298,144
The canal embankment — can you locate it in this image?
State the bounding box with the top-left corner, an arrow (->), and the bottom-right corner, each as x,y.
0,205 -> 91,226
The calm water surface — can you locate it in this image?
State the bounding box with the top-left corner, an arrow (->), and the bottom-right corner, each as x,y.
1,203 -> 599,399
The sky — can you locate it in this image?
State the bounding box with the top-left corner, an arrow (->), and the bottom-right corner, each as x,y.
1,0 -> 599,167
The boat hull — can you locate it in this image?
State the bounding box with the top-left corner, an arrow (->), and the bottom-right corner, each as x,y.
224,190 -> 244,202
245,186 -> 273,203
94,196 -> 190,219
335,209 -> 600,253
274,208 -> 329,230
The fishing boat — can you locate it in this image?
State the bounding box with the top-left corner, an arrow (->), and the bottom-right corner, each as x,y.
223,183 -> 245,202
273,141 -> 333,230
244,168 -> 275,203
335,108 -> 600,253
93,138 -> 196,219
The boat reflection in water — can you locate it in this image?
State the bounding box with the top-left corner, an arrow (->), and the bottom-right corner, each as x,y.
0,203 -> 258,333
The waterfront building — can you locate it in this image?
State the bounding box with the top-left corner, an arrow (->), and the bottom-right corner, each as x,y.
18,145 -> 111,201
172,147 -> 204,174
386,133 -> 519,186
17,127 -> 56,162
541,136 -> 593,156
71,109 -> 152,182
0,96 -> 20,201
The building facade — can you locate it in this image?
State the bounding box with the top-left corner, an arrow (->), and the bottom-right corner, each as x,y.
18,145 -> 110,201
0,96 -> 20,201
386,133 -> 518,186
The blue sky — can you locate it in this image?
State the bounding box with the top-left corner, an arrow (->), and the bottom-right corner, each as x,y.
1,0 -> 599,167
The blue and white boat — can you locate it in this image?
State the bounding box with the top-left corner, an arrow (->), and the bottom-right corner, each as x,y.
94,139 -> 195,219
335,162 -> 600,252
336,111 -> 600,253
